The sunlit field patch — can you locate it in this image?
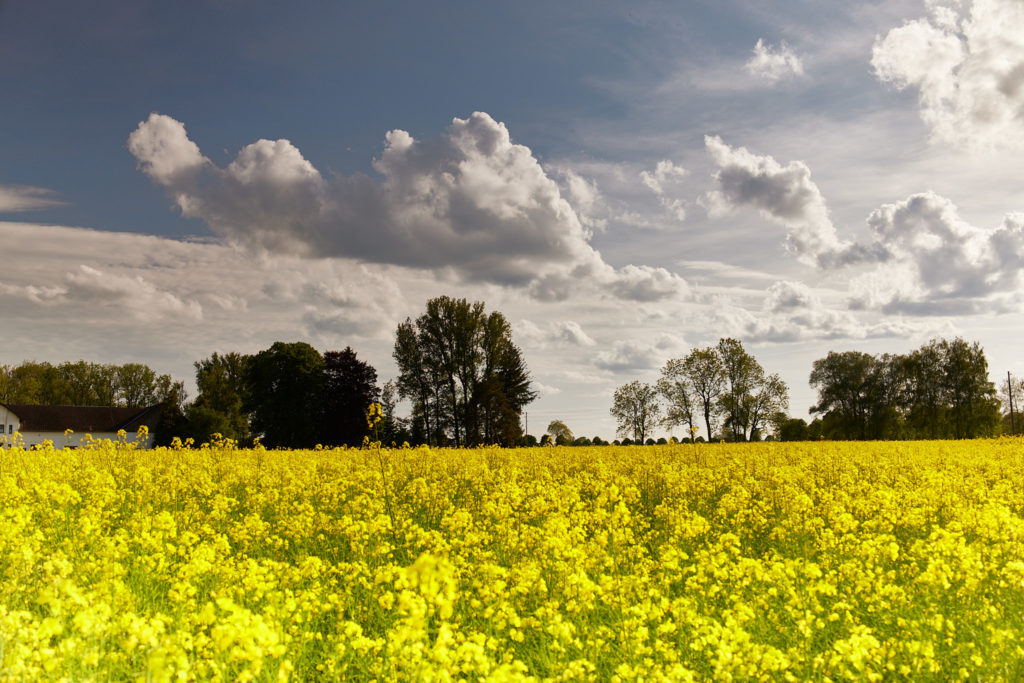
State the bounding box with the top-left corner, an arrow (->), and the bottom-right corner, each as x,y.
2,437 -> 1024,681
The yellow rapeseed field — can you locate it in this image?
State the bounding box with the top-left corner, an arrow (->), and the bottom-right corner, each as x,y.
2,435 -> 1024,681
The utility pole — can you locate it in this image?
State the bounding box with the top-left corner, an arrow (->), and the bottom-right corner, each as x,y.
1009,371 -> 1016,435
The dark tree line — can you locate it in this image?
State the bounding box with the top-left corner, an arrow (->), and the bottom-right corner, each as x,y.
179,343 -> 395,449
1,297 -> 535,449
0,345 -> 392,449
394,296 -> 536,447
806,338 -> 1001,440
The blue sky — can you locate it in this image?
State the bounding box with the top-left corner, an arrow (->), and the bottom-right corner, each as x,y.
3,0 -> 1024,439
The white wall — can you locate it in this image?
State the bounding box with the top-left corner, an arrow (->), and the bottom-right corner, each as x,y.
0,406 -> 20,446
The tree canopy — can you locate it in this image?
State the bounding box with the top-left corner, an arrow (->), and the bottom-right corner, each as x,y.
546,420 -> 574,446
657,339 -> 787,441
321,347 -> 379,447
809,338 -> 1000,440
0,360 -> 183,409
244,342 -> 326,449
188,352 -> 251,443
610,381 -> 661,443
394,296 -> 536,447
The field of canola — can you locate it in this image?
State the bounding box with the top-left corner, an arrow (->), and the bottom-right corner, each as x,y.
2,438 -> 1024,681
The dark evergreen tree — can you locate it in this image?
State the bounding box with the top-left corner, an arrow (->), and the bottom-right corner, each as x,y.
320,347 -> 379,447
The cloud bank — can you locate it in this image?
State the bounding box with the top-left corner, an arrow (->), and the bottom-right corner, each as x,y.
712,281 -> 933,343
128,112 -> 687,302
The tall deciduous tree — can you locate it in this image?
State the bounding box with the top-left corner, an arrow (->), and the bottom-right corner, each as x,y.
999,373 -> 1024,435
744,371 -> 789,441
661,340 -> 788,442
682,347 -> 725,441
899,343 -> 947,439
115,363 -> 159,408
321,347 -> 379,447
244,342 -> 325,448
809,351 -> 886,440
190,352 -> 251,442
658,358 -> 697,439
716,338 -> 760,441
546,420 -> 574,446
610,381 -> 661,443
940,337 -> 999,439
393,296 -> 535,446
58,361 -> 117,406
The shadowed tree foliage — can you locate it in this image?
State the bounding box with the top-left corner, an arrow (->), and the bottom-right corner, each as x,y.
809,338 -> 999,440
244,342 -> 325,449
394,296 -> 536,447
776,417 -> 810,442
809,351 -> 883,440
187,352 -> 251,443
320,347 -> 379,447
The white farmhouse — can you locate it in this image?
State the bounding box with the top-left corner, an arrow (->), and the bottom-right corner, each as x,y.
0,403 -> 161,449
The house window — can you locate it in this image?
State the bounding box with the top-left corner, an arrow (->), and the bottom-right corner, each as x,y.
7,424 -> 11,435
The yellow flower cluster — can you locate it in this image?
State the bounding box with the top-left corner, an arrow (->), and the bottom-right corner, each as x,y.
2,438 -> 1024,680
367,403 -> 383,431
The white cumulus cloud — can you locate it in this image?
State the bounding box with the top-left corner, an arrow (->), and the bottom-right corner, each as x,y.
872,0 -> 1024,149
128,112 -> 688,303
594,336 -> 677,373
595,340 -> 661,373
514,319 -> 597,348
712,281 -> 923,342
849,192 -> 1024,314
640,160 -> 688,221
703,136 -> 882,267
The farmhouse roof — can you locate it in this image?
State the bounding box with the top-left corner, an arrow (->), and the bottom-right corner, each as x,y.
2,404 -> 161,433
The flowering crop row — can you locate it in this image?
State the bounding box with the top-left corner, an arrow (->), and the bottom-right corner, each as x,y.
2,438 -> 1024,681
